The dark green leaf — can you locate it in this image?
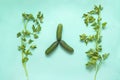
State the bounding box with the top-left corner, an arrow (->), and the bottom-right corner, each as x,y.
89,16 -> 95,23
102,53 -> 109,60
17,32 -> 21,38
30,45 -> 37,49
36,25 -> 41,32
28,14 -> 35,21
96,45 -> 102,52
86,60 -> 96,69
88,35 -> 94,41
88,10 -> 96,14
93,25 -> 100,31
18,46 -> 21,51
25,30 -> 30,36
32,25 -> 36,32
99,5 -> 103,10
98,17 -> 102,22
25,50 -> 32,55
22,30 -> 25,36
37,11 -> 44,23
91,22 -> 97,26
22,13 -> 34,21
35,19 -> 39,25
39,14 -> 44,23
19,45 -> 26,51
28,39 -> 34,44
80,34 -> 87,41
82,14 -> 88,18
89,58 -> 97,65
91,55 -> 99,60
86,49 -> 95,58
84,19 -> 89,26
21,37 -> 26,42
85,39 -> 88,45
34,34 -> 39,39
22,57 -> 29,63
102,22 -> 107,29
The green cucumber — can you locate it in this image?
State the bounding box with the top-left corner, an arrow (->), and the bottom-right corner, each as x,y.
45,41 -> 59,55
56,24 -> 63,41
60,40 -> 74,53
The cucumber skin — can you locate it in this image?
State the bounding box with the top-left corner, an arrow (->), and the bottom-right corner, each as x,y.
45,41 -> 59,55
60,40 -> 74,53
57,24 -> 63,41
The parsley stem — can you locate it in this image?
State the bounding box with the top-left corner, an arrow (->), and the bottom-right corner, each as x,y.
95,12 -> 101,52
94,60 -> 102,80
24,21 -> 28,31
22,63 -> 29,80
22,52 -> 29,80
21,29 -> 29,80
94,10 -> 102,80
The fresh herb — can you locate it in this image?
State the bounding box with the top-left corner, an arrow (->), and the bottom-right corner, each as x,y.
80,5 -> 109,80
45,24 -> 74,56
17,11 -> 43,80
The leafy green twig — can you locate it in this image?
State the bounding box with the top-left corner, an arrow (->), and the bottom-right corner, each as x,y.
80,5 -> 109,80
17,11 -> 43,80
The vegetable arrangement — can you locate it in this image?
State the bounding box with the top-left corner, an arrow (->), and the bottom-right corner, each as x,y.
80,5 -> 109,80
17,11 -> 43,80
45,24 -> 74,55
16,4 -> 110,80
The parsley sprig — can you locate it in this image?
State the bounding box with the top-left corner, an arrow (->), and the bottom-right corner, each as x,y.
17,11 -> 43,80
80,5 -> 109,80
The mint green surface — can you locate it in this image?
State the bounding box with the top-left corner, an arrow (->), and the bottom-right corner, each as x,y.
0,0 -> 120,80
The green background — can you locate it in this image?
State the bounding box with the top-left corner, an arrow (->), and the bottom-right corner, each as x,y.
0,0 -> 120,80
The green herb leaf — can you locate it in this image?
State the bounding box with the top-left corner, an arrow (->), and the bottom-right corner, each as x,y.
25,30 -> 30,36
102,22 -> 107,29
88,10 -> 96,14
82,14 -> 88,18
28,39 -> 34,44
36,25 -> 41,32
19,45 -> 26,51
35,19 -> 39,25
37,11 -> 44,23
30,45 -> 37,49
17,32 -> 21,38
93,25 -> 100,31
88,35 -> 94,41
89,16 -> 95,23
91,22 -> 97,26
32,25 -> 36,32
86,49 -> 95,58
34,34 -> 39,39
80,34 -> 87,41
25,50 -> 32,55
84,19 -> 89,26
102,53 -> 109,60
21,37 -> 26,42
22,57 -> 29,63
96,45 -> 102,52
22,13 -> 35,21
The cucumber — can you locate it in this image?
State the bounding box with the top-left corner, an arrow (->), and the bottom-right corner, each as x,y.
56,24 -> 63,41
60,40 -> 74,53
45,41 -> 59,55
